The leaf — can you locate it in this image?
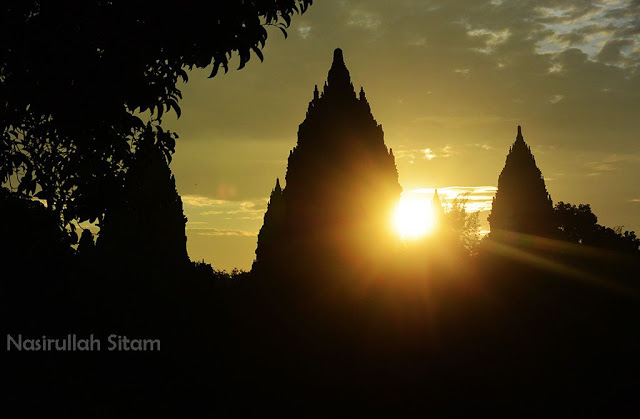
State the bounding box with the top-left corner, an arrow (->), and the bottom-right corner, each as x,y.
208,61 -> 221,78
35,190 -> 49,200
282,13 -> 292,27
168,99 -> 181,118
70,230 -> 78,245
238,52 -> 247,70
252,46 -> 264,62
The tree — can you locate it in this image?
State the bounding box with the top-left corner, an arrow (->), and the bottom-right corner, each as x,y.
0,186 -> 72,277
0,0 -> 313,232
554,202 -> 598,244
554,201 -> 639,254
77,229 -> 95,255
443,193 -> 481,256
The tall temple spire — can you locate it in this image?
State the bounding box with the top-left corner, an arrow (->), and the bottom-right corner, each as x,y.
333,48 -> 344,65
326,48 -> 354,96
515,125 -> 525,145
253,48 -> 402,274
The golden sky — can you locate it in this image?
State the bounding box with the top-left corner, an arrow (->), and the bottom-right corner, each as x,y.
163,0 -> 640,271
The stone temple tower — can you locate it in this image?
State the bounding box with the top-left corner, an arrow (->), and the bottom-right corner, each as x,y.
253,48 -> 402,274
488,126 -> 555,237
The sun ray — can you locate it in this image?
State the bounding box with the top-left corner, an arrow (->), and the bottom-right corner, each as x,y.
393,194 -> 436,240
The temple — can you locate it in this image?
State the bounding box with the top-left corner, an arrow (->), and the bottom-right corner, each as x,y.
488,126 -> 555,237
432,189 -> 444,220
253,48 -> 402,274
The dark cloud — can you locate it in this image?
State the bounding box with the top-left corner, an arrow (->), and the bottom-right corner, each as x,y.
597,38 -> 635,63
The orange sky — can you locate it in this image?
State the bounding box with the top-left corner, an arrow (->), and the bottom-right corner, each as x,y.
162,0 -> 640,271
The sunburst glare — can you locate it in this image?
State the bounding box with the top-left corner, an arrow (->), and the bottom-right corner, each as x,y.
393,193 -> 435,240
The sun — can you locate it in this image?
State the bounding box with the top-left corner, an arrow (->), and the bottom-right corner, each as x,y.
392,194 -> 436,240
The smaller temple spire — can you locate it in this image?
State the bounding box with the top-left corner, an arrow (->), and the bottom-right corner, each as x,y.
433,189 -> 441,205
432,189 -> 444,218
359,86 -> 366,101
515,125 -> 524,143
272,178 -> 282,196
313,85 -> 319,101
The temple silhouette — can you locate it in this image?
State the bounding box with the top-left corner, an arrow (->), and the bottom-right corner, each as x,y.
97,134 -> 190,271
488,126 -> 555,238
253,48 -> 402,273
431,189 -> 445,229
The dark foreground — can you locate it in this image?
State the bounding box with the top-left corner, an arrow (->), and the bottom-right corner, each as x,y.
3,249 -> 639,417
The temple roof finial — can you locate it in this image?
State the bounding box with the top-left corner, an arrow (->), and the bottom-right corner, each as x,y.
274,177 -> 282,193
326,47 -> 353,95
333,48 -> 344,65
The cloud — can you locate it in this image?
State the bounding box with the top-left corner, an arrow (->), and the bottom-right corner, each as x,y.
408,186 -> 497,213
440,145 -> 454,158
453,68 -> 471,78
468,28 -> 511,54
347,9 -> 382,30
298,25 -> 312,39
192,228 -> 258,237
533,1 -> 640,65
472,143 -> 493,150
225,200 -> 267,215
423,148 -> 436,160
412,115 -> 516,125
597,38 -> 635,64
182,195 -> 229,207
396,145 -> 455,162
550,94 -> 565,104
185,197 -> 268,227
585,153 -> 640,175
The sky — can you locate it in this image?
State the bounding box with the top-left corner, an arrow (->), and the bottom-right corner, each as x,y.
163,0 -> 640,271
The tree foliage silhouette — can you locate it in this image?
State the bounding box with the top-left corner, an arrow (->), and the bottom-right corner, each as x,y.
555,201 -> 639,254
0,186 -> 72,278
0,0 -> 313,231
443,193 -> 481,255
77,229 -> 95,256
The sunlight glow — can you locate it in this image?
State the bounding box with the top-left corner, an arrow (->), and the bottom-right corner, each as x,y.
393,194 -> 435,240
